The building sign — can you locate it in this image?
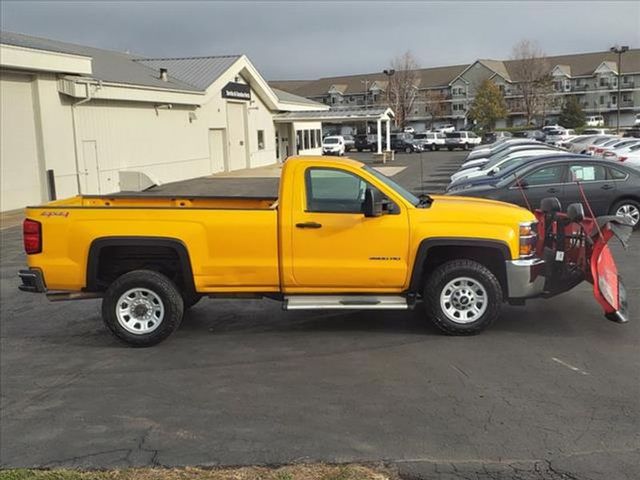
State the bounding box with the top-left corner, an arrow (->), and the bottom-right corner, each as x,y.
222,82 -> 251,101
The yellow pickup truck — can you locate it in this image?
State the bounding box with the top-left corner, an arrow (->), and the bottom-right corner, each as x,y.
19,156 -> 630,346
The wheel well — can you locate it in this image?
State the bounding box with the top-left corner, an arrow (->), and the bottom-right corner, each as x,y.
413,244 -> 508,295
86,238 -> 195,295
609,195 -> 640,212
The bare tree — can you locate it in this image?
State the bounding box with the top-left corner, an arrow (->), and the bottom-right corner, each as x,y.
424,90 -> 448,128
510,40 -> 553,125
388,51 -> 420,128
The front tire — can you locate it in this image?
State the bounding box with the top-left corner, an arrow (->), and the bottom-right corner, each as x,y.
102,269 -> 184,347
424,260 -> 503,335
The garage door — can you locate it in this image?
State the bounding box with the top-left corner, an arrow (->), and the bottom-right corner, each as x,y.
0,72 -> 43,212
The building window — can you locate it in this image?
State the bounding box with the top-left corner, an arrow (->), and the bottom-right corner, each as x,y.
304,130 -> 310,149
315,129 -> 321,146
257,130 -> 265,150
599,96 -> 604,105
296,131 -> 303,153
599,77 -> 609,87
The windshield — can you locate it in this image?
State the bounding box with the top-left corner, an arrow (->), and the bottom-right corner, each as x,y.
324,137 -> 339,144
363,165 -> 420,206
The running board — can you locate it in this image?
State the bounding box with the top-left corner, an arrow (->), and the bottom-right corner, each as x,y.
284,295 -> 409,310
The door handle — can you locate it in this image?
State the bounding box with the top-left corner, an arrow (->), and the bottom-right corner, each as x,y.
547,187 -> 559,194
296,222 -> 322,229
601,184 -> 614,190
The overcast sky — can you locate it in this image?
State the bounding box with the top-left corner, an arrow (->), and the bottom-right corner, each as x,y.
1,1 -> 639,80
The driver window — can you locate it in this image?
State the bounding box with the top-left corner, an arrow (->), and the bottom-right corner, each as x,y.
306,168 -> 376,213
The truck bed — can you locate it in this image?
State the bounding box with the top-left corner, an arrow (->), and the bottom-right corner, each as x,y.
38,194 -> 278,210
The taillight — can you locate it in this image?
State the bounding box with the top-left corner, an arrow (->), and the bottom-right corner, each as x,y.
618,156 -> 628,162
23,219 -> 42,254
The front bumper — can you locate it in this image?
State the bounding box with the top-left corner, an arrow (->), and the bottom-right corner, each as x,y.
505,258 -> 545,299
18,268 -> 47,293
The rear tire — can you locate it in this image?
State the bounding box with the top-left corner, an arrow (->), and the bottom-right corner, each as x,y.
405,146 -> 412,153
424,260 -> 502,335
430,144 -> 436,151
101,269 -> 184,347
610,198 -> 640,230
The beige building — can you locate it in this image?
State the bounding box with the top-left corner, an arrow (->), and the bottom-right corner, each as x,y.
0,32 -> 327,212
272,49 -> 640,131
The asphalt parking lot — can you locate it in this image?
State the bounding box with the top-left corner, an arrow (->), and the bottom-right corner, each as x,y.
1,151 -> 639,479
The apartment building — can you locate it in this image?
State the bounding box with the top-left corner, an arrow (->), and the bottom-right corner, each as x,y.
271,49 -> 640,131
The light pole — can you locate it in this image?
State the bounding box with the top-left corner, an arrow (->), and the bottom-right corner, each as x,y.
610,45 -> 629,134
383,69 -> 395,129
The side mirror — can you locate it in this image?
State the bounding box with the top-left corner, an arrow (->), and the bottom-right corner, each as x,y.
540,196 -> 562,214
567,203 -> 585,223
363,188 -> 384,217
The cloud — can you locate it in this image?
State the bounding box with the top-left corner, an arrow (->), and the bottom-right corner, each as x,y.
1,1 -> 639,79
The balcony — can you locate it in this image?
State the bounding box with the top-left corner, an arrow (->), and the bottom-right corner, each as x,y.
620,81 -> 636,90
573,84 -> 589,92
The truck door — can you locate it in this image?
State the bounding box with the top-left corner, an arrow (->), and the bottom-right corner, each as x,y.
290,167 -> 410,289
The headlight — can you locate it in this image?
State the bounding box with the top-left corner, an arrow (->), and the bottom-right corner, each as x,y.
519,221 -> 538,258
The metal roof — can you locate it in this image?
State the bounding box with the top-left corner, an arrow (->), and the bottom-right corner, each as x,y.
274,107 -> 393,122
0,31 -> 201,91
134,56 -> 241,90
271,87 -> 324,107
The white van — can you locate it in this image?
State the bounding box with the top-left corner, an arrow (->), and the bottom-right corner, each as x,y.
586,115 -> 604,127
322,136 -> 346,156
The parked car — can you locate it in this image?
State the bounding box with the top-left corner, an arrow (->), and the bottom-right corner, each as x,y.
623,127 -> 640,138
481,131 -> 512,144
342,134 -> 355,152
446,153 -> 578,193
592,138 -> 637,157
635,113 -> 640,126
450,147 -> 561,184
403,126 -> 415,134
354,134 -> 378,152
617,147 -> 640,170
585,115 -> 605,127
542,124 -> 564,132
19,156 -> 630,346
445,131 -> 481,150
585,135 -> 621,155
582,128 -> 610,135
545,128 -> 576,146
450,157 -> 640,229
460,143 -> 554,170
413,131 -> 446,151
390,133 -> 420,153
322,135 -> 345,156
565,135 -> 613,154
434,124 -> 455,133
601,140 -> 640,160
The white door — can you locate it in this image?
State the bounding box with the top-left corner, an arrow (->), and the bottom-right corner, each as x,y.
0,72 -> 43,211
209,128 -> 226,173
226,102 -> 248,171
80,140 -> 100,193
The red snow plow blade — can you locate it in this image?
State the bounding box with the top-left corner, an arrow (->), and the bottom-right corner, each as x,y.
534,199 -> 632,324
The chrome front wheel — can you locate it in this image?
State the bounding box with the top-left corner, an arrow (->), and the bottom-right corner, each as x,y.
439,277 -> 488,324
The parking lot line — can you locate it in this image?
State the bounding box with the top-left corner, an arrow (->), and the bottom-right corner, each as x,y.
551,357 -> 589,375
